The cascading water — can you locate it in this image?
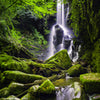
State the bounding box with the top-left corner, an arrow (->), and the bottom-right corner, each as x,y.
46,0 -> 79,62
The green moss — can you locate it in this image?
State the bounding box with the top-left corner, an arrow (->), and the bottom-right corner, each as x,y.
7,95 -> 20,100
28,85 -> 40,95
44,49 -> 72,69
0,53 -> 13,65
27,60 -> 56,69
2,71 -> 45,84
8,82 -> 28,95
80,73 -> 100,94
91,39 -> 100,73
20,93 -> 35,100
37,79 -> 55,96
26,60 -> 60,77
0,87 -> 9,98
67,64 -> 87,77
1,60 -> 32,73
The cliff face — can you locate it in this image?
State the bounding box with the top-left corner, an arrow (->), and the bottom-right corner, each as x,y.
68,0 -> 100,72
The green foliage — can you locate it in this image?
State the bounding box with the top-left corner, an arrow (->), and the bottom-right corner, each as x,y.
21,28 -> 48,57
0,0 -> 56,56
70,0 -> 100,43
70,0 -> 100,73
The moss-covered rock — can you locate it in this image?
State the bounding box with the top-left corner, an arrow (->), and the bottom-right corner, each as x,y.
28,85 -> 40,95
20,93 -> 35,100
27,60 -> 61,77
80,73 -> 100,94
44,49 -> 72,69
67,64 -> 87,77
7,95 -> 20,100
2,71 -> 45,84
0,53 -> 33,73
37,79 -> 55,96
1,60 -> 32,74
28,79 -> 55,96
8,82 -> 28,96
0,87 -> 9,98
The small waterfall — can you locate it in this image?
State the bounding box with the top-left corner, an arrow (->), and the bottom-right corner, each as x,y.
46,0 -> 79,62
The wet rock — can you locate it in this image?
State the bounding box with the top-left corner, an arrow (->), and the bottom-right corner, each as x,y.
53,24 -> 64,47
66,64 -> 87,77
45,49 -> 72,69
80,73 -> 100,94
56,82 -> 88,100
64,35 -> 71,49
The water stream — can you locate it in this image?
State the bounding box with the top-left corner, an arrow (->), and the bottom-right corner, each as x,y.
46,0 -> 79,62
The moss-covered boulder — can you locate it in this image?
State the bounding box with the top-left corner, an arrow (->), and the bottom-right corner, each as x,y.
7,95 -> 20,100
8,82 -> 28,95
44,49 -> 71,69
1,60 -> 32,74
0,53 -> 33,73
26,60 -> 61,77
28,85 -> 40,96
37,79 -> 55,96
28,79 -> 55,96
67,64 -> 87,77
20,93 -> 35,100
1,71 -> 45,84
0,87 -> 9,98
80,73 -> 100,94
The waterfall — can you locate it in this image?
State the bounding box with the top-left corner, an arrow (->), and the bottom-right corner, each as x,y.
46,0 -> 79,62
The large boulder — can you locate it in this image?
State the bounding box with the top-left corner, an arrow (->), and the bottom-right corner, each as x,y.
67,64 -> 87,77
21,79 -> 55,100
1,60 -> 32,74
37,79 -> 55,96
29,79 -> 55,96
80,73 -> 100,94
53,24 -> 64,47
44,49 -> 72,69
64,35 -> 71,49
1,71 -> 45,85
